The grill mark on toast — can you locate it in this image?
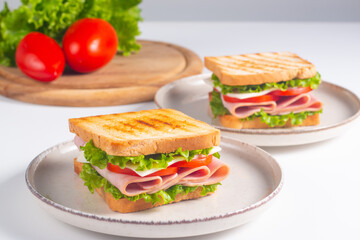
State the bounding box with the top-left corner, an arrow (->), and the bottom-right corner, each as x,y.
219,59 -> 271,74
242,58 -> 298,70
214,57 -> 292,74
103,122 -> 136,134
211,53 -> 312,75
233,56 -> 297,70
149,118 -> 173,127
220,60 -> 286,73
255,54 -> 310,66
102,116 -> 199,135
136,120 -> 155,128
145,114 -> 199,132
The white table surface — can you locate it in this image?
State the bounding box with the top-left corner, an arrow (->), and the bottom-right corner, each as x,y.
0,22 -> 359,240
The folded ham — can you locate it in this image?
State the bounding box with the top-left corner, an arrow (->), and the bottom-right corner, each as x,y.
222,93 -> 322,119
74,135 -> 86,149
93,157 -> 230,196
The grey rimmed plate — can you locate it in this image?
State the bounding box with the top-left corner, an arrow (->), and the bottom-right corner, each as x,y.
25,137 -> 283,238
155,74 -> 360,146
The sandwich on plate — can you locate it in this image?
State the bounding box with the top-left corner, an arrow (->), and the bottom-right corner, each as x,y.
69,109 -> 229,213
205,52 -> 323,129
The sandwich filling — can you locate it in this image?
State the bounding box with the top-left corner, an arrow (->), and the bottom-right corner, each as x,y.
74,136 -> 229,205
208,73 -> 323,127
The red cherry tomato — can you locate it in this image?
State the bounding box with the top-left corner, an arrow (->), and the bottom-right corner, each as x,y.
15,32 -> 65,82
270,87 -> 312,96
223,94 -> 280,103
107,163 -> 178,177
62,18 -> 118,73
172,155 -> 213,168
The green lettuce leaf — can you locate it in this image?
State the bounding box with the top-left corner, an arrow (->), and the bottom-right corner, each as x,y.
0,3 -> 34,66
0,0 -> 142,66
79,161 -> 106,193
79,163 -> 220,205
212,72 -> 321,94
80,140 -> 218,171
209,90 -> 230,118
244,109 -> 323,127
79,0 -> 142,55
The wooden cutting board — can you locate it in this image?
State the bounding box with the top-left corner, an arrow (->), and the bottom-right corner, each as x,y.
0,40 -> 203,107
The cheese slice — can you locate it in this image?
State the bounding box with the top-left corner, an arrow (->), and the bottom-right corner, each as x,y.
76,146 -> 222,177
203,77 -> 276,99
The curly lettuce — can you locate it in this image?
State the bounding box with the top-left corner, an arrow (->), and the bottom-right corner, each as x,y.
80,140 -> 220,171
212,72 -> 321,94
209,90 -> 230,118
209,89 -> 322,127
79,163 -> 220,205
0,0 -> 142,66
244,109 -> 323,127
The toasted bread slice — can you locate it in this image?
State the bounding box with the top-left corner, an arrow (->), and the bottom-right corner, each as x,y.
74,159 -> 214,213
205,52 -> 317,86
218,113 -> 320,129
69,109 -> 220,156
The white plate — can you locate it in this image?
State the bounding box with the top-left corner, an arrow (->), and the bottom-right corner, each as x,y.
25,137 -> 282,238
155,73 -> 360,146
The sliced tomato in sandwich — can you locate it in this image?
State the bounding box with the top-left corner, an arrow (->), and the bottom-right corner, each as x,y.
107,163 -> 140,176
172,155 -> 213,168
107,155 -> 214,177
107,163 -> 179,177
270,87 -> 312,96
147,167 -> 178,177
223,94 -> 280,103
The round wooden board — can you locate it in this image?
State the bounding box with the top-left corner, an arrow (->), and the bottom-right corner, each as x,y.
0,40 -> 203,107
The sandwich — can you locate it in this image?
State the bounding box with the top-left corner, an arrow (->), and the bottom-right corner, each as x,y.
69,109 -> 229,213
204,52 -> 323,129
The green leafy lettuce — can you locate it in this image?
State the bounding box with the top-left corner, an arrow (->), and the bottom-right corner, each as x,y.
209,90 -> 230,118
212,72 -> 321,94
209,89 -> 322,127
80,140 -> 220,171
80,163 -> 220,205
244,109 -> 323,127
0,0 -> 142,66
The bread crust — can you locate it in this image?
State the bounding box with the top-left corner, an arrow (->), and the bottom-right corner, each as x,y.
69,109 -> 220,156
74,159 -> 214,213
218,113 -> 320,129
205,52 -> 317,86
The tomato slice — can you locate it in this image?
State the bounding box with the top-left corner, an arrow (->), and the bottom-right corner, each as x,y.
107,163 -> 140,176
270,87 -> 312,96
223,94 -> 280,103
107,163 -> 178,177
147,167 -> 179,177
172,155 -> 213,168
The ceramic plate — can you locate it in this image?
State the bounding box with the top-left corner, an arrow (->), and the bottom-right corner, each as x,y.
25,137 -> 282,238
155,74 -> 360,146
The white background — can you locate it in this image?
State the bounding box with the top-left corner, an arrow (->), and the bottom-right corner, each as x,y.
1,0 -> 360,21
1,1 -> 360,240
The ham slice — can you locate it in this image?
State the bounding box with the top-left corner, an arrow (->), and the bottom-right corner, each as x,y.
93,157 -> 229,196
222,95 -> 277,119
222,93 -> 322,118
93,165 -> 163,196
181,157 -> 230,186
268,94 -> 322,115
148,166 -> 211,194
74,135 -> 86,149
